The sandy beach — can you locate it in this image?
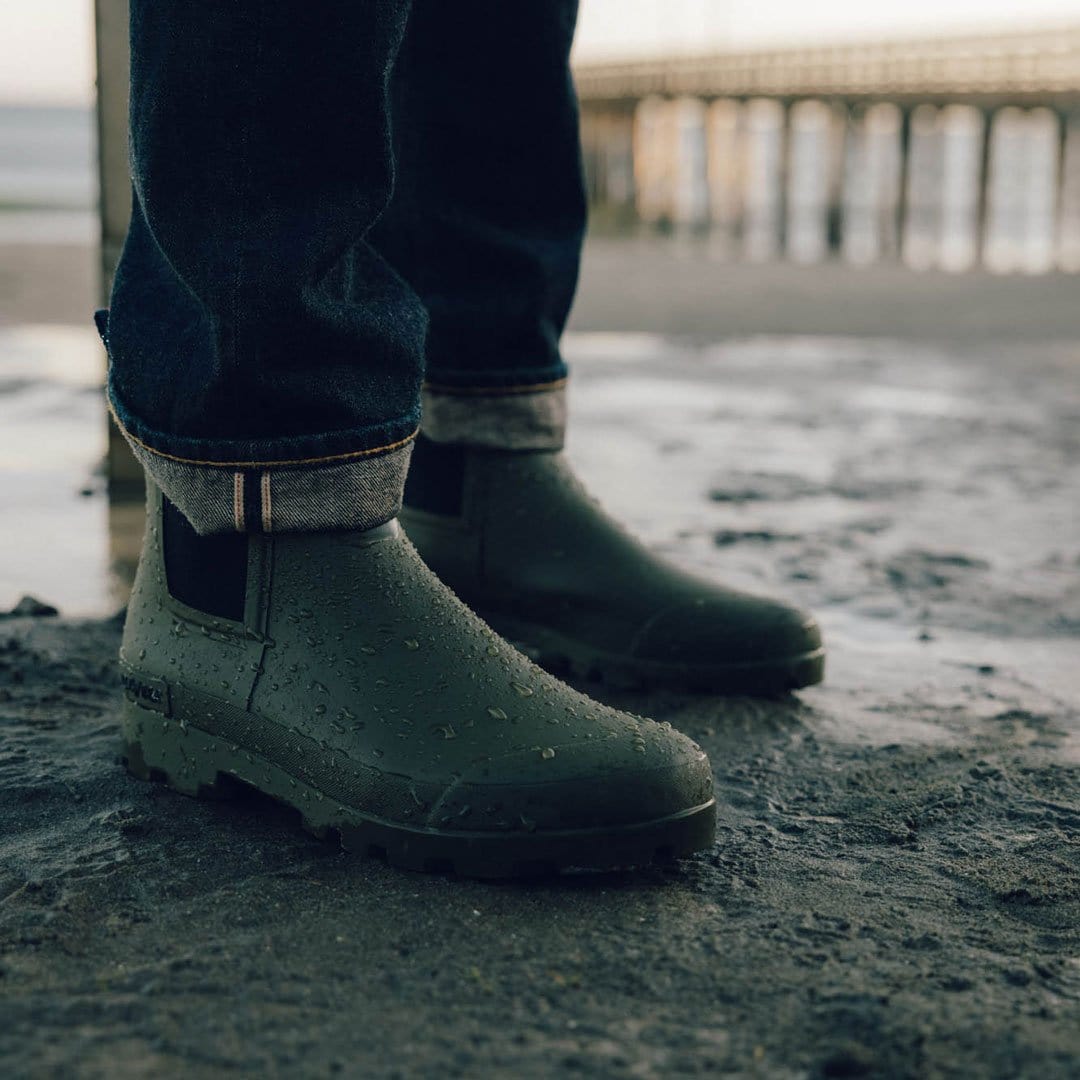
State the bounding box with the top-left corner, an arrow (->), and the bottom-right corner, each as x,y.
6,235 -> 1080,339
1,235 -> 1079,1076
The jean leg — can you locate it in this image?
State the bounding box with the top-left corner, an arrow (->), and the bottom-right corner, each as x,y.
371,0 -> 586,450
103,0 -> 426,534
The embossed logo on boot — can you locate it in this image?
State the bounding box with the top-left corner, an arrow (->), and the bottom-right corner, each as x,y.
121,671 -> 171,716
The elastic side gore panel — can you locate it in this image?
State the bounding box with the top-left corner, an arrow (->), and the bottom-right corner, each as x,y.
162,496 -> 247,621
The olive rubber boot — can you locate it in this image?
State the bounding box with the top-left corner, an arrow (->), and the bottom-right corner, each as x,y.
118,485 -> 716,877
400,440 -> 824,694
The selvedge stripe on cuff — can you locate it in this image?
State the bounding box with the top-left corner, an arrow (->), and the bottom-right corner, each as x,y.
261,472 -> 273,534
110,404 -> 416,536
233,473 -> 245,532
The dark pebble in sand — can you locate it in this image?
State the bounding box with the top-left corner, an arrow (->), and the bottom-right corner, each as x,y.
821,1043 -> 877,1077
714,529 -> 800,546
1003,967 -> 1033,987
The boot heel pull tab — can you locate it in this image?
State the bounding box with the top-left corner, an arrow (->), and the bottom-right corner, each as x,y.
93,308 -> 110,350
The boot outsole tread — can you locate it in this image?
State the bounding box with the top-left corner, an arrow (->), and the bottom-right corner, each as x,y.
121,718 -> 715,880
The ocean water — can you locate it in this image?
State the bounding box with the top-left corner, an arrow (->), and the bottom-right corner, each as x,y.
0,105 -> 97,243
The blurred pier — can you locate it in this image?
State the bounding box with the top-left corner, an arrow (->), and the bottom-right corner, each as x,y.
575,26 -> 1080,272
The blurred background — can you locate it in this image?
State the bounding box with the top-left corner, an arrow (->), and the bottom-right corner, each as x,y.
2,0 -> 1080,616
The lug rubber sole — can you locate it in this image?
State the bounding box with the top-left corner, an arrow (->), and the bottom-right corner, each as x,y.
119,697 -> 716,879
477,612 -> 825,695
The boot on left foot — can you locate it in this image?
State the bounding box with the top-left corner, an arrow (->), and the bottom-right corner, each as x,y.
401,439 -> 824,695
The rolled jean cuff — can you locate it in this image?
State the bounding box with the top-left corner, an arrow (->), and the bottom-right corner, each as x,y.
420,380 -> 567,450
109,404 -> 415,536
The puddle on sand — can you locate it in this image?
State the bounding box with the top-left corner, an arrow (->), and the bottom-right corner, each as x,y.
0,324 -> 139,615
4,326 -> 1078,707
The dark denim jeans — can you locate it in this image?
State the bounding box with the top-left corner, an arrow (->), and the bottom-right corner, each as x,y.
103,0 -> 585,534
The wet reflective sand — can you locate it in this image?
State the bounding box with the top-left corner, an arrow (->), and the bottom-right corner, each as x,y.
0,324 -> 139,615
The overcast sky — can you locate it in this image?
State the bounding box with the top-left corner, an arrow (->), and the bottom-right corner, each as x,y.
3,0 -> 1080,105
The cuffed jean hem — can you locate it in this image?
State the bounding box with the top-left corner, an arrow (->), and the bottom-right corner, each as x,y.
110,405 -> 416,536
420,380 -> 567,450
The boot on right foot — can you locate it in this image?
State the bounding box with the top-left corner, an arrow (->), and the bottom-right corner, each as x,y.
118,486 -> 716,878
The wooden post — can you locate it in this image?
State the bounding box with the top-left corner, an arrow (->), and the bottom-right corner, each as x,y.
94,0 -> 142,497
705,98 -> 743,253
94,0 -> 130,298
1058,109 -> 1080,270
895,105 -> 912,261
825,102 -> 850,255
776,100 -> 792,255
974,106 -> 995,269
1055,106 -> 1070,269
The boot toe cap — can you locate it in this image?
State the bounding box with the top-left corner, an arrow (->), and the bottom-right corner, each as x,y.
631,594 -> 822,670
429,724 -> 714,835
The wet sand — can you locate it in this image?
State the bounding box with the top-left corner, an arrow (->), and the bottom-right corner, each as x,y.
572,235 -> 1080,343
0,242 -> 97,328
2,237 -> 1079,1076
5,236 -> 1080,339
